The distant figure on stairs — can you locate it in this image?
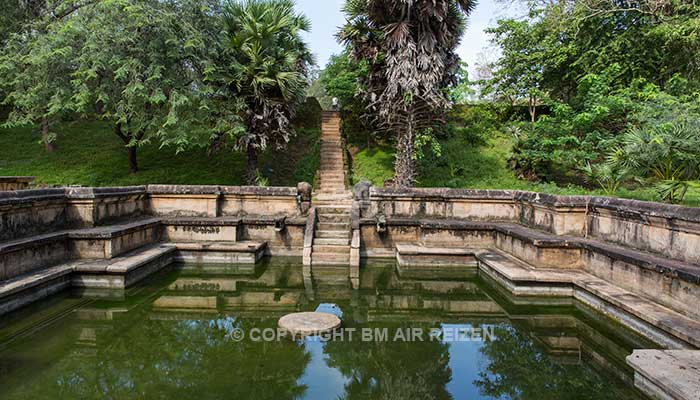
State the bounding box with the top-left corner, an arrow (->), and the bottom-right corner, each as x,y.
331,97 -> 339,111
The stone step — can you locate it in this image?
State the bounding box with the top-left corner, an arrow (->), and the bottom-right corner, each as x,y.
318,222 -> 350,231
315,202 -> 352,209
312,252 -> 350,264
316,230 -> 350,239
0,264 -> 74,316
319,183 -> 345,188
313,244 -> 351,253
313,238 -> 351,246
318,207 -> 352,215
72,244 -> 177,289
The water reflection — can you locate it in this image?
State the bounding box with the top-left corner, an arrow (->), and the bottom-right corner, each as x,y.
0,259 -> 653,399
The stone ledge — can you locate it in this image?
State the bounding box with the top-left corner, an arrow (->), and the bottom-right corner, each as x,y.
68,218 -> 161,239
627,350 -> 700,400
396,244 -> 476,256
71,244 -> 176,274
476,248 -> 700,348
240,216 -> 306,226
173,241 -> 266,253
161,217 -> 242,227
0,232 -> 69,254
0,263 -> 74,300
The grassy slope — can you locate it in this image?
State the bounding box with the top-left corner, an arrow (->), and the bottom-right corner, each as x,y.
0,120 -> 319,187
351,134 -> 700,206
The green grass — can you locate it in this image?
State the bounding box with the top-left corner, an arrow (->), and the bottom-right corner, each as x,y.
350,145 -> 395,187
350,134 -> 700,206
0,120 -> 319,187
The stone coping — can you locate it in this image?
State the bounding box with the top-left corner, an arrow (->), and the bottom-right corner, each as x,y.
66,186 -> 147,199
0,188 -> 66,206
147,184 -> 298,196
366,187 -> 700,222
369,187 -> 516,201
588,196 -> 700,223
360,217 -> 700,285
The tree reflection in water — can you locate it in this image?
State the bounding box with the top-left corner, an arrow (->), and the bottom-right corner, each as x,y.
323,324 -> 452,400
474,324 -> 641,400
6,315 -> 310,400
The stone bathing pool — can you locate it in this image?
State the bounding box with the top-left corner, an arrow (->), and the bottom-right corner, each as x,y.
0,259 -> 656,399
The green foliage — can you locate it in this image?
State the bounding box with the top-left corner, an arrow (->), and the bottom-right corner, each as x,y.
447,104 -> 502,146
580,162 -> 626,196
449,62 -> 476,104
509,65 -> 639,182
320,51 -> 378,146
610,121 -> 700,203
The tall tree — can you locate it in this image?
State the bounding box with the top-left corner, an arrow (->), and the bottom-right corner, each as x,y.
70,0 -> 218,174
339,0 -> 476,187
0,0 -> 67,152
1,0 -> 219,173
218,0 -> 313,185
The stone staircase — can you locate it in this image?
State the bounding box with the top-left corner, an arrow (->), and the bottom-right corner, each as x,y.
310,111 -> 353,267
312,205 -> 352,266
317,111 -> 347,196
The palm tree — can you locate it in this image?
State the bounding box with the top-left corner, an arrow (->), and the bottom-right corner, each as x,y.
339,0 -> 476,187
222,0 -> 313,185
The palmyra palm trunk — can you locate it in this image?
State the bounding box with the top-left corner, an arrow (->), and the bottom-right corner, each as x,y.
245,142 -> 259,185
393,112 -> 416,188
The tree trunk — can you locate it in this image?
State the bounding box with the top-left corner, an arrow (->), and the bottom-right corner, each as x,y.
529,94 -> 537,124
114,123 -> 139,175
41,117 -> 55,153
393,113 -> 416,188
246,142 -> 258,185
127,146 -> 138,175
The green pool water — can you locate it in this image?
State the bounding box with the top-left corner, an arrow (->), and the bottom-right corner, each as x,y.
0,259 -> 655,399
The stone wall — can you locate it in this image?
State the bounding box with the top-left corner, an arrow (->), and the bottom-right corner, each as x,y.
587,197 -> 700,265
147,185 -> 308,218
0,187 -> 147,241
0,189 -> 68,241
360,186 -> 700,266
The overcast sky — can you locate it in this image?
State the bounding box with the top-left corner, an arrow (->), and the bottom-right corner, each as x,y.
293,0 -> 524,75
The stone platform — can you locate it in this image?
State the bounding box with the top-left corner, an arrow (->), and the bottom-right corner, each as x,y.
278,311 -> 341,338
